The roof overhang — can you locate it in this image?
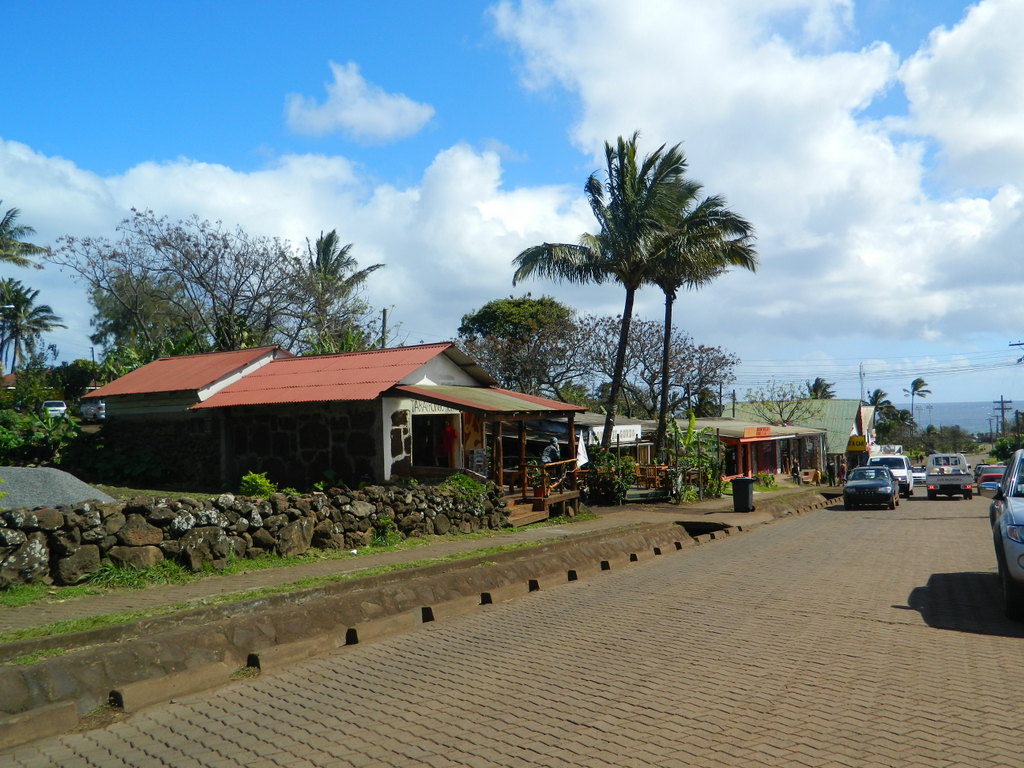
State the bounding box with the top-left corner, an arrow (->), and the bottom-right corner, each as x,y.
392,384 -> 584,418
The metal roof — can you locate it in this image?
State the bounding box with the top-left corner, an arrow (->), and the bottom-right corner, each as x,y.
394,384 -> 584,416
192,343 -> 496,410
84,346 -> 287,398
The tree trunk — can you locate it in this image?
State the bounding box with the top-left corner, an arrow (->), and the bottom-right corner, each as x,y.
601,286 -> 637,449
654,289 -> 675,457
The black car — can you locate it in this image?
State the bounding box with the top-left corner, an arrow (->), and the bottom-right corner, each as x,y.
843,466 -> 899,510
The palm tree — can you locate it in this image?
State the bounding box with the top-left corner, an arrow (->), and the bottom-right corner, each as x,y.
903,377 -> 931,424
0,279 -> 65,372
805,377 -> 836,400
513,132 -> 688,448
866,388 -> 897,422
298,230 -> 384,350
0,203 -> 45,269
650,193 -> 756,454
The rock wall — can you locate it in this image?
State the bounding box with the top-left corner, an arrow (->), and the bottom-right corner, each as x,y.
0,483 -> 508,588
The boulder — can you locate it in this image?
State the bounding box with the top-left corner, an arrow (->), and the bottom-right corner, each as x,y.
276,517 -> 314,557
0,532 -> 50,587
56,544 -> 101,584
117,514 -> 163,546
108,545 -> 164,570
178,526 -> 230,571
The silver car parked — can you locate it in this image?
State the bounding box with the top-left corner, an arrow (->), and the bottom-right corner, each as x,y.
985,449 -> 1024,620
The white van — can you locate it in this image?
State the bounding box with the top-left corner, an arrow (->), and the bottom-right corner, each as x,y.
866,454 -> 914,498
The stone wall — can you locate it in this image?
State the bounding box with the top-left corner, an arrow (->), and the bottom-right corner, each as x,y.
101,415 -> 222,488
225,402 -> 380,489
0,483 -> 508,588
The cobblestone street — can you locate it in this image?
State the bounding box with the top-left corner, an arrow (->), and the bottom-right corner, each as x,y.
9,496 -> 1023,767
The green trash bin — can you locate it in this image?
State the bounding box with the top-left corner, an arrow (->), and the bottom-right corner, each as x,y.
730,477 -> 756,513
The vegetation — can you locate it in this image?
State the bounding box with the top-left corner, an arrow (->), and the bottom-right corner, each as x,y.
744,379 -> 824,425
440,472 -> 492,514
0,202 -> 46,269
0,279 -> 66,373
805,377 -> 836,399
514,134 -> 688,448
45,210 -> 386,376
238,470 -> 278,497
581,447 -> 636,505
903,377 -> 931,422
0,407 -> 79,465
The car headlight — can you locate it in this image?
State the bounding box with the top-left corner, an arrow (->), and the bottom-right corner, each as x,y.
1006,525 -> 1024,544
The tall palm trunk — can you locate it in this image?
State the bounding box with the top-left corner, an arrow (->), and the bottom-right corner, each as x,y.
602,286 -> 637,449
654,288 -> 676,456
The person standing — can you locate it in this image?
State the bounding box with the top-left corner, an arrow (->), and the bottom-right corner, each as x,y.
791,459 -> 802,485
826,460 -> 836,486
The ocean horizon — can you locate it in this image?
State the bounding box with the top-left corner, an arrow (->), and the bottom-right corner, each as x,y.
892,400 -> 1022,436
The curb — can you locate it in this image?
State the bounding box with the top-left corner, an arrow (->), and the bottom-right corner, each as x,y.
0,494 -> 830,751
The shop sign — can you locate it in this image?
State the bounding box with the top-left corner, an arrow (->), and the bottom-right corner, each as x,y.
742,426 -> 772,438
846,435 -> 867,451
411,399 -> 459,415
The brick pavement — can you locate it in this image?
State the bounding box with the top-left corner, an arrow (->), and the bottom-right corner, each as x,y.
6,493 -> 1022,767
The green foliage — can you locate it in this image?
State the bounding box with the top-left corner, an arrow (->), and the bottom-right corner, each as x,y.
238,471 -> 277,497
441,472 -> 492,513
0,408 -> 79,466
371,516 -> 402,547
665,413 -> 725,499
47,359 -> 100,402
755,472 -> 777,488
581,447 -> 636,505
86,559 -> 194,589
459,295 -> 572,340
992,434 -> 1024,462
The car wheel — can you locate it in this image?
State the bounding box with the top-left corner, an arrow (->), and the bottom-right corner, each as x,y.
888,496 -> 897,510
843,502 -> 855,510
927,489 -> 936,500
1001,561 -> 1024,621
965,491 -> 973,500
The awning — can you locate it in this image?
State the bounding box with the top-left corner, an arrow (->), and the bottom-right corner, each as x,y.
392,385 -> 583,418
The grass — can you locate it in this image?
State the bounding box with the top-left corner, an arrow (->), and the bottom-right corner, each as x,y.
0,539 -> 549,648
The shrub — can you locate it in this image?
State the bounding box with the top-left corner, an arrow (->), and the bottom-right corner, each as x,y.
755,472 -> 777,489
441,473 -> 491,513
238,471 -> 277,497
581,448 -> 635,505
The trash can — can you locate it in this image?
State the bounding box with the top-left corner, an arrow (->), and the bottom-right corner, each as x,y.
730,477 -> 756,513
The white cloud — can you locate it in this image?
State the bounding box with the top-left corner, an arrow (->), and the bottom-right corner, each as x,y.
898,0 -> 1024,187
285,61 -> 435,143
491,0 -> 1024,358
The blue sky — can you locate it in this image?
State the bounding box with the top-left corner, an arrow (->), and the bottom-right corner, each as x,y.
3,0 -> 1024,410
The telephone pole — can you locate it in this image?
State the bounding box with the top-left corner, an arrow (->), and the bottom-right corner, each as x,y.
994,396 -> 1014,436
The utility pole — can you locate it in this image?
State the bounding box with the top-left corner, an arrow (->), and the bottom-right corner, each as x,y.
859,362 -> 865,404
994,396 -> 1014,436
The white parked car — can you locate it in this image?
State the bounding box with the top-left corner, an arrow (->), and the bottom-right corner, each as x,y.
866,454 -> 915,498
39,400 -> 68,418
79,400 -> 106,421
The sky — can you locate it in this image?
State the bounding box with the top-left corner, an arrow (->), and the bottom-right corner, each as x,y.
3,0 -> 1024,409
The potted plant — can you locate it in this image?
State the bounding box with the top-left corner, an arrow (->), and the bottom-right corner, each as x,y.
528,466 -> 548,497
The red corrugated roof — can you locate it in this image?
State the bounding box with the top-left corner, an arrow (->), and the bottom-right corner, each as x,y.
86,346 -> 288,398
192,343 -> 469,409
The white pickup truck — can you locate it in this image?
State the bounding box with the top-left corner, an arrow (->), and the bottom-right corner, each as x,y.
925,452 -> 973,500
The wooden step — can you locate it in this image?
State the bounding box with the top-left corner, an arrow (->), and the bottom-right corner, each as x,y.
505,502 -> 549,527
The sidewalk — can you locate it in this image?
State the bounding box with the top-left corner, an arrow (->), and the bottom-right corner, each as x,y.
0,485 -> 825,637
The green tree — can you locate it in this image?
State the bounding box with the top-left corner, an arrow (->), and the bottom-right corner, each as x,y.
650,192 -> 756,454
0,279 -> 65,372
0,202 -> 45,269
744,379 -> 823,425
903,377 -> 931,424
292,230 -> 384,353
458,296 -> 584,399
513,132 -> 688,448
48,359 -> 100,403
805,377 -> 836,399
866,388 -> 897,422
